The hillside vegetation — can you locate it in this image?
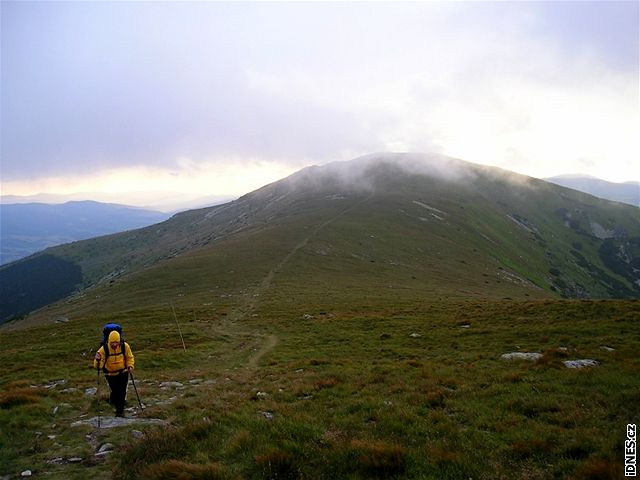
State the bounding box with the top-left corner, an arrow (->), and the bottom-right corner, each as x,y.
1,154 -> 638,479
2,154 -> 639,324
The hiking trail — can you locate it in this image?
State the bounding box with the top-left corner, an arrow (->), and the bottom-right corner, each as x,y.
225,193 -> 372,368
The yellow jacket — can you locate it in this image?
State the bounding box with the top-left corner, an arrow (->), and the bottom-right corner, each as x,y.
93,331 -> 135,375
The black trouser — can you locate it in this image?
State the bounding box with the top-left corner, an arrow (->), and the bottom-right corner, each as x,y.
106,371 -> 129,415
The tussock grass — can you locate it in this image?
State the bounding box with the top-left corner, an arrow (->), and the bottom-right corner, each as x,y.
138,460 -> 233,480
1,299 -> 638,479
0,387 -> 43,409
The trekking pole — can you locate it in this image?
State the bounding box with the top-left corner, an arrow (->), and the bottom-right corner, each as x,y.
129,371 -> 144,412
96,367 -> 102,429
170,302 -> 187,352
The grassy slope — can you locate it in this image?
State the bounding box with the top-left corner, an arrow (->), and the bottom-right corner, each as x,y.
1,297 -> 638,479
2,156 -> 639,478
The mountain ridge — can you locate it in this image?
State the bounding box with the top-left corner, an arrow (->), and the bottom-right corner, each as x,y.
544,174 -> 639,207
0,200 -> 171,265
2,153 -> 639,325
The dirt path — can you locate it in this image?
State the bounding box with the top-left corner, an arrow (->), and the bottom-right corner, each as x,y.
227,193 -> 372,367
248,334 -> 279,369
248,192 -> 374,304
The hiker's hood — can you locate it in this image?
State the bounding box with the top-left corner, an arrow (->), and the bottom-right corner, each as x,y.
108,330 -> 121,345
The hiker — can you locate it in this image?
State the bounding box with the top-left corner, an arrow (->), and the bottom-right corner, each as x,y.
94,330 -> 135,417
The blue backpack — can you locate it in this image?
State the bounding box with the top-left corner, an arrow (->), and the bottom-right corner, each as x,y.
100,323 -> 127,369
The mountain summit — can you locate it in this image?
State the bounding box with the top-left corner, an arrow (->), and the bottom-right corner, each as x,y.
2,153 -> 639,324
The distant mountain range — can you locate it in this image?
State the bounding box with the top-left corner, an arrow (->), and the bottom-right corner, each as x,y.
2,153 -> 639,325
0,201 -> 171,265
544,175 -> 639,208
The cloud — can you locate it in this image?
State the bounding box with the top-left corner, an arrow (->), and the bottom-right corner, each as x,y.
1,0 -> 637,203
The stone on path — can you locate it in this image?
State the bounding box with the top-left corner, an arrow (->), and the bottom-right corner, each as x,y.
501,352 -> 542,361
563,359 -> 599,369
160,381 -> 184,389
71,416 -> 168,429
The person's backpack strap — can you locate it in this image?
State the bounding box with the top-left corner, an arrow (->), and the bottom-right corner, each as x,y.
100,323 -> 125,373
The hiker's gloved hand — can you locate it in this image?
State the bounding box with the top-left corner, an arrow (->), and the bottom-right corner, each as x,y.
127,366 -> 134,372
95,352 -> 102,361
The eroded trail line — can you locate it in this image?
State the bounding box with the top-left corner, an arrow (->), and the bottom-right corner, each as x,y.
229,193 -> 373,321
224,193 -> 372,370
248,334 -> 279,369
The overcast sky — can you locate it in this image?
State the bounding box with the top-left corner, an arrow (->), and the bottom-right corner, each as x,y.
1,1 -> 638,208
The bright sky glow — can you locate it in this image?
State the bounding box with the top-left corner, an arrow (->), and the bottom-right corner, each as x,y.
1,1 -> 638,208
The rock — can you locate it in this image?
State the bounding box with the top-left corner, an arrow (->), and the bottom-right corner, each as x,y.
85,387 -> 97,396
262,411 -> 274,420
203,380 -> 217,385
43,379 -> 66,389
131,430 -> 144,439
54,316 -> 69,323
21,471 -> 32,477
68,457 -> 83,463
302,314 -> 314,320
47,458 -> 64,465
501,352 -> 542,361
600,346 -> 615,352
98,443 -> 114,454
563,359 -> 599,369
71,416 -> 168,428
160,381 -> 184,389
52,406 -> 59,416
409,333 -> 421,338
256,391 -> 268,398
189,378 -> 203,384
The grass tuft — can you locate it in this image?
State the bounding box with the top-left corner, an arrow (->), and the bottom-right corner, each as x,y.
254,447 -> 299,480
0,387 -> 42,409
571,457 -> 620,480
350,439 -> 407,477
139,460 -> 231,480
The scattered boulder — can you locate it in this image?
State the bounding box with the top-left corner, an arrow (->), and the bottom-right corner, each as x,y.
155,396 -> 178,406
262,411 -> 274,420
98,443 -> 114,454
501,352 -> 543,361
43,379 -> 66,389
84,387 -> 97,396
409,333 -> 421,338
71,416 -> 168,429
21,471 -> 32,477
563,359 -> 599,369
160,381 -> 184,389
